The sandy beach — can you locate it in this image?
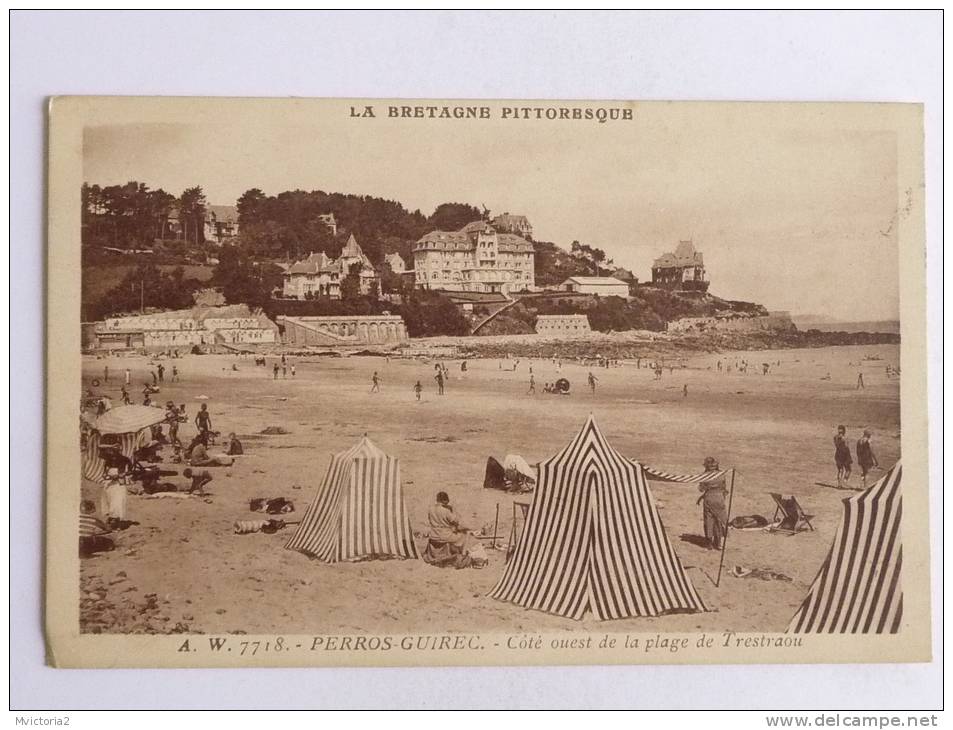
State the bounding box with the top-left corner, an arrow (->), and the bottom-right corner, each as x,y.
80,343 -> 900,636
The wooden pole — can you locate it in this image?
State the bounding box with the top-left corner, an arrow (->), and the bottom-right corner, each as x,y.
493,503 -> 500,549
715,468 -> 736,587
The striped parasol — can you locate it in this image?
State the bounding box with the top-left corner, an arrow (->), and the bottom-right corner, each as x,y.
90,404 -> 167,435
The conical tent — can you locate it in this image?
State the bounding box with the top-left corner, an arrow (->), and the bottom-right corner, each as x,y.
490,415 -> 708,620
788,463 -> 902,634
285,436 -> 419,563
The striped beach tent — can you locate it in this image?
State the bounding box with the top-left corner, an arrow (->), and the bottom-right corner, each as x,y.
788,463 -> 903,634
490,415 -> 708,620
82,429 -> 107,483
284,436 -> 419,563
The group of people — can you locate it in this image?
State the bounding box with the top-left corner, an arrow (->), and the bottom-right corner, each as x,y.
833,425 -> 880,488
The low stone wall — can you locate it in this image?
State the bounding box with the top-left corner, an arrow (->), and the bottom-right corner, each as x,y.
667,311 -> 795,333
279,315 -> 408,347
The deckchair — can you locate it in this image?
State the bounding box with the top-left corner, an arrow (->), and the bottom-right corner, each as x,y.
505,501 -> 531,563
768,493 -> 815,534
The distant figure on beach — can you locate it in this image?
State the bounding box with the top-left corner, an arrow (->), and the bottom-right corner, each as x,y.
124,368 -> 131,385
151,369 -> 158,385
683,384 -> 688,398
171,365 -> 179,382
157,363 -> 165,382
291,364 -> 296,378
120,385 -> 130,405
435,369 -> 445,395
371,371 -> 381,393
762,363 -> 770,375
834,425 -> 852,488
856,429 -> 879,488
587,371 -> 598,394
716,360 -> 722,372
273,363 -> 279,380
414,380 -> 422,401
528,374 -> 536,395
856,372 -> 865,390
282,364 -> 288,378
103,365 -> 109,383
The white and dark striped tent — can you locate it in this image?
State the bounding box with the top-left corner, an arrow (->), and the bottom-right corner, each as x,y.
284,436 -> 419,563
788,463 -> 903,634
490,415 -> 708,621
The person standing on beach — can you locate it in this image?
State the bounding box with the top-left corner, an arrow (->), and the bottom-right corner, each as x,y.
371,371 -> 381,393
683,384 -> 688,398
273,363 -> 279,380
435,369 -> 445,395
282,363 -> 288,378
124,368 -> 131,385
291,363 -> 296,378
856,429 -> 879,488
171,365 -> 179,382
120,385 -> 131,405
588,371 -> 598,394
157,363 -> 165,382
195,403 -> 212,438
834,425 -> 852,487
414,380 -> 422,401
696,457 -> 728,550
103,365 -> 109,383
856,372 -> 865,390
528,374 -> 536,395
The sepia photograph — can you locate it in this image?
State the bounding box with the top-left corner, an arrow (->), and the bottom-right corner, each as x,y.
44,95 -> 928,670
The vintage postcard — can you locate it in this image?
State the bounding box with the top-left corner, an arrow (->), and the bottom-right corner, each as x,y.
46,97 -> 929,668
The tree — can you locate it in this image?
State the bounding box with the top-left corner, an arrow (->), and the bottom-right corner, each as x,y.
178,186 -> 207,246
211,246 -> 282,311
340,261 -> 363,302
236,188 -> 267,225
428,202 -> 483,232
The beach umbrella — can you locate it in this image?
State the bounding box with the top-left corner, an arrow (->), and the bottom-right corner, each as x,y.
91,404 -> 167,435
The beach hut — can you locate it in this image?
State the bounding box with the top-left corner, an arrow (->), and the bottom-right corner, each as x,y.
788,463 -> 903,633
489,415 -> 708,620
284,436 -> 419,563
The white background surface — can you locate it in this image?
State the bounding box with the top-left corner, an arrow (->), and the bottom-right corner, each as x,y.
10,10 -> 943,710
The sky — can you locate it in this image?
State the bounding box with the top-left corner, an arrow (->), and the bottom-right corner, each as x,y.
83,101 -> 903,321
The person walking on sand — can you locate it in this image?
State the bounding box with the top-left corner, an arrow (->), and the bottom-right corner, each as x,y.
103,365 -> 109,383
856,372 -> 865,390
291,363 -> 296,378
120,385 -> 131,405
834,425 -> 852,488
171,365 -> 179,382
273,362 -> 279,380
282,363 -> 287,378
371,371 -> 381,393
435,369 -> 445,395
588,371 -> 598,394
683,384 -> 688,398
124,368 -> 131,385
414,380 -> 422,401
528,374 -> 536,395
856,429 -> 879,488
157,363 -> 165,383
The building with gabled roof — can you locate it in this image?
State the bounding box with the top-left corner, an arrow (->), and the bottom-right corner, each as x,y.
491,212 -> 533,239
560,276 -> 630,297
651,240 -> 709,292
413,220 -> 535,294
281,234 -> 379,299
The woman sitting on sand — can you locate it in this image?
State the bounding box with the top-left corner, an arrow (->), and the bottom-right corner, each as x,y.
422,492 -> 486,569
